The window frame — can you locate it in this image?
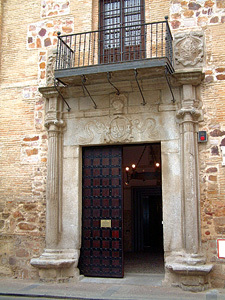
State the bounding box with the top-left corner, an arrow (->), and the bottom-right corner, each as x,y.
99,0 -> 146,63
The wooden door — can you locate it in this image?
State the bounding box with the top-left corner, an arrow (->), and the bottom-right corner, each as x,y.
79,146 -> 123,278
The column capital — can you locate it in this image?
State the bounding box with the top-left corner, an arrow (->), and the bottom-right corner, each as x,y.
44,119 -> 65,130
44,92 -> 64,131
176,107 -> 202,122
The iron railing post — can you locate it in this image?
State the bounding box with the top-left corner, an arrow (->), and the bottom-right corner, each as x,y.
165,16 -> 173,67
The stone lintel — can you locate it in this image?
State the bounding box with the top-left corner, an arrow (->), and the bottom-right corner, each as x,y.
172,70 -> 205,87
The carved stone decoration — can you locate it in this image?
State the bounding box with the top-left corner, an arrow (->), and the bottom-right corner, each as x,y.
79,120 -> 106,144
110,94 -> 126,115
46,48 -> 57,87
174,32 -> 204,69
79,116 -> 158,145
133,117 -> 157,138
108,116 -> 132,142
176,107 -> 202,122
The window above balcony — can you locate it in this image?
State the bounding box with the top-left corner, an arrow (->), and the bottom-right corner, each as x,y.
54,0 -> 173,86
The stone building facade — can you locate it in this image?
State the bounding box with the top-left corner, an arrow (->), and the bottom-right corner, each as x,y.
0,0 -> 225,291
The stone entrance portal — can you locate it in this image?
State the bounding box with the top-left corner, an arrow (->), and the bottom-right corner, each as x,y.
31,66 -> 213,290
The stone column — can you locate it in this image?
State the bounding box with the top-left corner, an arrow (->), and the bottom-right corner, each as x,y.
179,85 -> 200,255
31,88 -> 77,282
165,76 -> 213,291
45,101 -> 62,249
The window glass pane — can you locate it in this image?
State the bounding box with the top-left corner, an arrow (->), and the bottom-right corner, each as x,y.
101,0 -> 144,50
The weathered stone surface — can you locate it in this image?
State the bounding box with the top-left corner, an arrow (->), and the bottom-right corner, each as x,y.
16,249 -> 29,257
215,68 -> 225,73
18,223 -> 36,231
210,129 -> 225,137
209,175 -> 217,181
197,16 -> 208,26
13,211 -> 23,218
216,74 -> 225,80
211,146 -> 219,155
62,26 -> 72,33
216,0 -> 225,8
24,204 -> 36,211
188,2 -> 201,10
9,257 -> 16,265
26,149 -> 38,156
23,136 -> 39,142
204,0 -> 215,7
206,167 -> 217,173
210,16 -> 219,23
44,38 -> 51,47
0,220 -> 4,229
174,31 -> 204,69
171,20 -> 181,29
39,28 -> 46,37
205,76 -> 214,83
183,10 -> 194,17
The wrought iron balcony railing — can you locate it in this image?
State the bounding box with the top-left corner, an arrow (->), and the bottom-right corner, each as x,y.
55,18 -> 173,75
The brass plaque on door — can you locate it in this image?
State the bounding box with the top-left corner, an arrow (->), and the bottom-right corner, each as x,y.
101,219 -> 111,228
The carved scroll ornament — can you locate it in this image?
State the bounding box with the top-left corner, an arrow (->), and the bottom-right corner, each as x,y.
78,116 -> 157,144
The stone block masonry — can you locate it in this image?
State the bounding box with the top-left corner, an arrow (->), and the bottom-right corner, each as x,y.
170,0 -> 225,29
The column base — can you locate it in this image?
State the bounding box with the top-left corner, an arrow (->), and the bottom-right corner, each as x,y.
164,252 -> 213,292
30,249 -> 80,282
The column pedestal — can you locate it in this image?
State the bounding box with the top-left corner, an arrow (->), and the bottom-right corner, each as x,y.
165,251 -> 213,291
31,249 -> 79,282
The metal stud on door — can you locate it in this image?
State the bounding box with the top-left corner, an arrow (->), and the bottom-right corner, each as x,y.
79,146 -> 123,278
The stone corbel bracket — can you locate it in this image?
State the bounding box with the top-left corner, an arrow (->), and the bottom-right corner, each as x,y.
171,70 -> 205,87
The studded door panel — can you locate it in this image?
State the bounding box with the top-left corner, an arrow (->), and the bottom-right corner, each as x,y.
79,146 -> 123,278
